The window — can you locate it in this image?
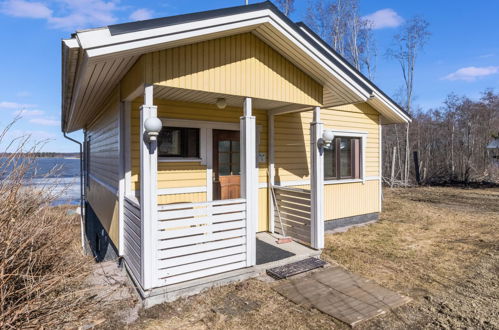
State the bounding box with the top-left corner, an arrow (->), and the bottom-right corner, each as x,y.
158,127 -> 200,158
324,136 -> 362,180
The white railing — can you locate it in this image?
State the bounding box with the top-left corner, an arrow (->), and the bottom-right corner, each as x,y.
123,196 -> 142,283
273,186 -> 312,245
155,198 -> 247,286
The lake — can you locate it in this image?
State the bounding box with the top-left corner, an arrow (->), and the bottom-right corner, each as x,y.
2,157 -> 81,206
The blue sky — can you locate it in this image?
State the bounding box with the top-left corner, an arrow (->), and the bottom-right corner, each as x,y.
0,0 -> 497,152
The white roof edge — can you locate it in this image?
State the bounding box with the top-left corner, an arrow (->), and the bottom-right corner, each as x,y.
63,38 -> 80,48
371,91 -> 412,123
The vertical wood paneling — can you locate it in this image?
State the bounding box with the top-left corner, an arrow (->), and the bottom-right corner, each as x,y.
149,33 -> 322,106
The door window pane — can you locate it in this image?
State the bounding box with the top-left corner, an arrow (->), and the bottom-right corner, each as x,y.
232,148 -> 240,175
218,150 -> 230,176
219,140 -> 230,152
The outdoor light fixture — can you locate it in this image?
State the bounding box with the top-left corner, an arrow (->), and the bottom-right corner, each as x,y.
216,98 -> 227,109
144,117 -> 162,141
318,130 -> 335,148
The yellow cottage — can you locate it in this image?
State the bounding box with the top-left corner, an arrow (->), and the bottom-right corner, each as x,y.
61,2 -> 410,305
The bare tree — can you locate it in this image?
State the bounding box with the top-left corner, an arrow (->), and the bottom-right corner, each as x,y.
386,16 -> 431,185
306,0 -> 377,79
272,0 -> 295,16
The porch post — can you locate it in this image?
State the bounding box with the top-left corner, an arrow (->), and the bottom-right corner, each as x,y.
140,84 -> 158,290
268,114 -> 275,233
310,106 -> 324,249
241,97 -> 257,267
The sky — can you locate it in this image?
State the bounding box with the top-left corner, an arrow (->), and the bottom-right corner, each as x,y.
0,0 -> 498,152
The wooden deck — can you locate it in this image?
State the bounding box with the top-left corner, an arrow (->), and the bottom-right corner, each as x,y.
274,266 -> 411,327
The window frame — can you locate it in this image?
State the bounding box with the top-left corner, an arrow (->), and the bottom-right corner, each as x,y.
323,129 -> 367,184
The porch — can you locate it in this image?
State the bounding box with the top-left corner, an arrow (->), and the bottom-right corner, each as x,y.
121,83 -> 326,294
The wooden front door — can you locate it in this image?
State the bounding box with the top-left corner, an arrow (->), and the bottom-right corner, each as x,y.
213,130 -> 240,200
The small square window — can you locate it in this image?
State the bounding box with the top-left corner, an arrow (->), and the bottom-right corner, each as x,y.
158,127 -> 200,158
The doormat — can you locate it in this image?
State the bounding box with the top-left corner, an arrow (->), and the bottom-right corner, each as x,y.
266,257 -> 327,280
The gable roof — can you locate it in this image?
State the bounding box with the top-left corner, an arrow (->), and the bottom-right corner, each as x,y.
62,1 -> 410,132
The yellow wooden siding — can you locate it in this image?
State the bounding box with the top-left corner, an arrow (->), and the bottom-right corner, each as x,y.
157,192 -> 207,205
86,177 -> 120,245
258,188 -> 269,232
274,112 -> 312,183
324,180 -> 380,220
146,33 -> 322,106
120,56 -> 144,99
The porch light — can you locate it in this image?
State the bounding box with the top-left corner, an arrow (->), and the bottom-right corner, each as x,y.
318,130 -> 335,148
144,117 -> 162,141
216,98 -> 227,109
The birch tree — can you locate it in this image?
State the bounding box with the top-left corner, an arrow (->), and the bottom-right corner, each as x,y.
273,0 -> 295,16
305,0 -> 377,79
386,16 -> 430,185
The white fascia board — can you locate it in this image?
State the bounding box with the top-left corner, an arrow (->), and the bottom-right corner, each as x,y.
63,38 -> 80,49
86,18 -> 267,59
370,91 -> 411,123
77,10 -> 271,50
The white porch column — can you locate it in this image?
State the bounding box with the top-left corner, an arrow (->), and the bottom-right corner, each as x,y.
310,106 -> 324,249
140,84 -> 158,290
241,97 -> 257,267
268,114 -> 275,233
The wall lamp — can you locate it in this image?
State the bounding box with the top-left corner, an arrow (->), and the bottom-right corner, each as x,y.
318,130 -> 335,149
144,117 -> 163,142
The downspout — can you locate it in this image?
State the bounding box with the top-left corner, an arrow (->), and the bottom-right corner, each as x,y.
63,131 -> 86,251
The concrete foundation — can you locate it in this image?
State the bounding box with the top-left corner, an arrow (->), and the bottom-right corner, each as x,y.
127,232 -> 321,308
324,212 -> 379,233
84,202 -> 119,262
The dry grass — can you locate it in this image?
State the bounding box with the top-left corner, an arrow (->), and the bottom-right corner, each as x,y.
0,127 -> 96,329
322,187 -> 499,328
112,186 -> 498,329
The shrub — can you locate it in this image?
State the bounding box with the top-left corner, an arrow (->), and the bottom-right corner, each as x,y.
0,124 -> 93,328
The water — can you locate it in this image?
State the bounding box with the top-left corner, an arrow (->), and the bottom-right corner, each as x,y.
2,158 -> 81,206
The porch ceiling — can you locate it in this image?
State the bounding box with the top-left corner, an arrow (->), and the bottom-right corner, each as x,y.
153,85 -> 308,111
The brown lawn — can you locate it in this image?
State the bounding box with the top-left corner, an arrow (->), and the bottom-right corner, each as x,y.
97,187 -> 498,329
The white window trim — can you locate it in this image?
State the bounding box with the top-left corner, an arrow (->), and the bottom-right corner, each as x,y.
323,129 -> 368,184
